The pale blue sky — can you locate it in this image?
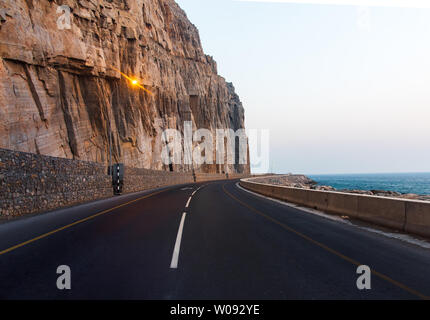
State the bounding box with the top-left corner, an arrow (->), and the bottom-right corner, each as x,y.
176,0 -> 430,174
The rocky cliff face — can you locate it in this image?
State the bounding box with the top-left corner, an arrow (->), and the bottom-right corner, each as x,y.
0,0 -> 249,173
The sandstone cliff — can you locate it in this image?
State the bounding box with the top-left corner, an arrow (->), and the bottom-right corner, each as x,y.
0,0 -> 249,174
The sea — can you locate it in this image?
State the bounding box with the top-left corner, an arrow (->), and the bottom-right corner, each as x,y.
308,173 -> 430,195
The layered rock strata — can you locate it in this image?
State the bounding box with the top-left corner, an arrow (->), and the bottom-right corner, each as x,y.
0,0 -> 249,174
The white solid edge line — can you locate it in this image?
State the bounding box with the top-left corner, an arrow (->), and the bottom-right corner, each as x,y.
170,212 -> 187,269
185,197 -> 192,208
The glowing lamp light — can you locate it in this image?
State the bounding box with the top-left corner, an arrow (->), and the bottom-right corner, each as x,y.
111,67 -> 152,95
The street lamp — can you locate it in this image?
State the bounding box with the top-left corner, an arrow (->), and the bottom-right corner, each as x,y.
107,71 -> 152,176
107,85 -> 117,176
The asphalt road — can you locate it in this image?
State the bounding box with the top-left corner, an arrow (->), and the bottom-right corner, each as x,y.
0,180 -> 429,300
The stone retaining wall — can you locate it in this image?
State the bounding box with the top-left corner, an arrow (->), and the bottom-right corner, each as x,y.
0,148 -> 111,217
0,148 -> 249,218
123,167 -> 194,194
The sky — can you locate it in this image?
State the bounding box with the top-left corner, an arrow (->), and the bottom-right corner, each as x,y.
175,0 -> 430,174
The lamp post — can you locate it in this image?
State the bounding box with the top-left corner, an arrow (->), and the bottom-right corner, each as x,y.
106,73 -> 151,176
107,84 -> 117,176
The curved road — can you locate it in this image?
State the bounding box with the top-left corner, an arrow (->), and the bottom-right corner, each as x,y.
0,180 -> 429,299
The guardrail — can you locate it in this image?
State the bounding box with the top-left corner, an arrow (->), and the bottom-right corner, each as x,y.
240,177 -> 430,238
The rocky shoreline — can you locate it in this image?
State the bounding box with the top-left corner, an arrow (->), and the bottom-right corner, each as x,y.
254,174 -> 430,202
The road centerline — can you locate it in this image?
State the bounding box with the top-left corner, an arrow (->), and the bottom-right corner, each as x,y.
170,212 -> 187,269
185,197 -> 192,208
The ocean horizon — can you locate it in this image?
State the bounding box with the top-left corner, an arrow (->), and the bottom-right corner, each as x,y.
308,172 -> 430,195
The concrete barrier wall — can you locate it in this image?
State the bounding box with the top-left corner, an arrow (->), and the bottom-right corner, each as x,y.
240,178 -> 430,238
0,148 -> 250,218
404,202 -> 430,238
